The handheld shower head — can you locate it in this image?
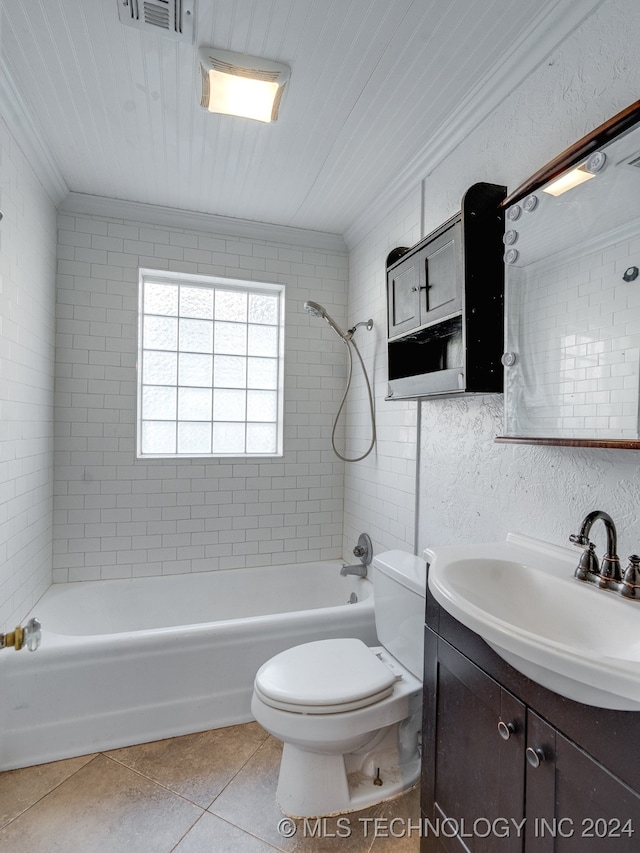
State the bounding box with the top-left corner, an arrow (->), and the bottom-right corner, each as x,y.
304,300 -> 325,320
303,301 -> 376,462
303,300 -> 348,340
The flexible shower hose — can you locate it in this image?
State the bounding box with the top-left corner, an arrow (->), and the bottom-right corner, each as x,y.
331,335 -> 376,462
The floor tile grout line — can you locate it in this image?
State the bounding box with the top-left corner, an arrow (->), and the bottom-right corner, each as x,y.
168,810 -> 211,853
1,727 -> 294,850
100,726 -> 272,811
202,728 -> 273,809
0,722 -> 271,832
169,810 -> 283,853
1,746 -> 268,850
0,753 -> 102,832
99,752 -> 210,812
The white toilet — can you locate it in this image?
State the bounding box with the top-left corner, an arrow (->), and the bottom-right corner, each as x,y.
251,550 -> 426,817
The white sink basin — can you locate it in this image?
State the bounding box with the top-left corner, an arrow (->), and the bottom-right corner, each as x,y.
427,533 -> 640,710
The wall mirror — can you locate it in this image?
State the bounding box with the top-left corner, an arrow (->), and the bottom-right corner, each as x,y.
498,100 -> 640,448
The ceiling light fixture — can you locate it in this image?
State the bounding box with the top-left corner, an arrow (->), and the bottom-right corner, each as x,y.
199,48 -> 290,123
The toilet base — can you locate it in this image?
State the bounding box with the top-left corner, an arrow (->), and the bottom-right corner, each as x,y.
276,712 -> 421,818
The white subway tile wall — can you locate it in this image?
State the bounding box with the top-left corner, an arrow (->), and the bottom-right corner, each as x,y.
506,235 -> 640,438
54,212 -> 349,581
342,189 -> 422,559
0,118 -> 57,627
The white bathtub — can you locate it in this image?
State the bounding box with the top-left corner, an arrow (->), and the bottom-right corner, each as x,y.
0,560 -> 376,770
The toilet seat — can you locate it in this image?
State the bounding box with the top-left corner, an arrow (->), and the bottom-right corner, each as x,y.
254,638 -> 398,714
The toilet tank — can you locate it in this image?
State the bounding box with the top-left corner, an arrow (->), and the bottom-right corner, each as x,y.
372,550 -> 427,679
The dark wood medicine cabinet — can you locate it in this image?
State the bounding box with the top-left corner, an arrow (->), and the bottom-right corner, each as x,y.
421,567 -> 640,853
497,100 -> 640,450
386,182 -> 506,400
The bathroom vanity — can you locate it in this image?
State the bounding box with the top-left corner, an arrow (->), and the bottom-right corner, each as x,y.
421,570 -> 640,852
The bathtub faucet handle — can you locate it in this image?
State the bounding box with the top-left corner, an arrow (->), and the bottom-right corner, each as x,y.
24,617 -> 42,652
352,533 -> 373,566
1,617 -> 41,651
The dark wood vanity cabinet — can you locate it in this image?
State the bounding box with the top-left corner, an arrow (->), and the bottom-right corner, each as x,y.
422,594 -> 640,853
524,712 -> 640,853
423,634 -> 525,853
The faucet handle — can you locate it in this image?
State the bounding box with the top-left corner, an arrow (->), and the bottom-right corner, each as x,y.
574,541 -> 600,581
569,533 -> 592,548
24,617 -> 42,652
621,555 -> 640,599
0,617 -> 42,651
352,533 -> 373,566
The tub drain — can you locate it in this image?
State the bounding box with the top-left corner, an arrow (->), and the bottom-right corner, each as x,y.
348,592 -> 358,604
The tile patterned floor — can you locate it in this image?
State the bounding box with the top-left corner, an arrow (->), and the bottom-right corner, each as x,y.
0,723 -> 420,852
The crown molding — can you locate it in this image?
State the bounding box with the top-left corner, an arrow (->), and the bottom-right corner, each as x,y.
0,57 -> 68,205
59,192 -> 348,254
343,0 -> 604,249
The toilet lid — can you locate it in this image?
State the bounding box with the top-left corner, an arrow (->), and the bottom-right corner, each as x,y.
254,638 -> 397,714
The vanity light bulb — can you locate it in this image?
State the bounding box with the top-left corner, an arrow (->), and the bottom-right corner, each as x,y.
542,167 -> 596,197
504,248 -> 519,265
507,205 -> 522,221
503,230 -> 518,246
523,194 -> 538,212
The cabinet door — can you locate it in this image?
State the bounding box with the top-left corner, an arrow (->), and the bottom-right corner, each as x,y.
427,638 -> 525,853
387,250 -> 423,337
421,220 -> 462,325
525,710 -> 640,853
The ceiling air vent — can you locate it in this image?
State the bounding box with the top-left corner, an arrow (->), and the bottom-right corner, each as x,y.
117,0 -> 195,43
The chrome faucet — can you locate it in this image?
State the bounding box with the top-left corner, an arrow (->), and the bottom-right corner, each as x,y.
569,510 -> 622,591
340,563 -> 367,577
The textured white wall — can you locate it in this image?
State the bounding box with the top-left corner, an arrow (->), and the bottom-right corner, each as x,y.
53,208 -> 349,581
345,0 -> 640,566
416,0 -> 640,562
419,394 -> 640,563
0,116 -> 57,626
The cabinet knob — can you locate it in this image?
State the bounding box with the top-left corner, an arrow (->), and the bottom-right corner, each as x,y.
526,747 -> 545,769
497,720 -> 516,741
410,285 -> 428,292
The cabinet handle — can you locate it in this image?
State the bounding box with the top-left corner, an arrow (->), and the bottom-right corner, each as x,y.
497,720 -> 516,741
526,747 -> 545,769
410,285 -> 428,292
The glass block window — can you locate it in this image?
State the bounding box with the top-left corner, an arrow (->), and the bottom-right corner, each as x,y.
137,270 -> 284,458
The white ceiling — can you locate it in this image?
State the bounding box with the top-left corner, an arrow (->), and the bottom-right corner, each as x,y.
1,0 -> 603,238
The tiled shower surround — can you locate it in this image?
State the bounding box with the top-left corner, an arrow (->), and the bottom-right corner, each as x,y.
53,209 -> 349,582
0,115 -> 57,628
